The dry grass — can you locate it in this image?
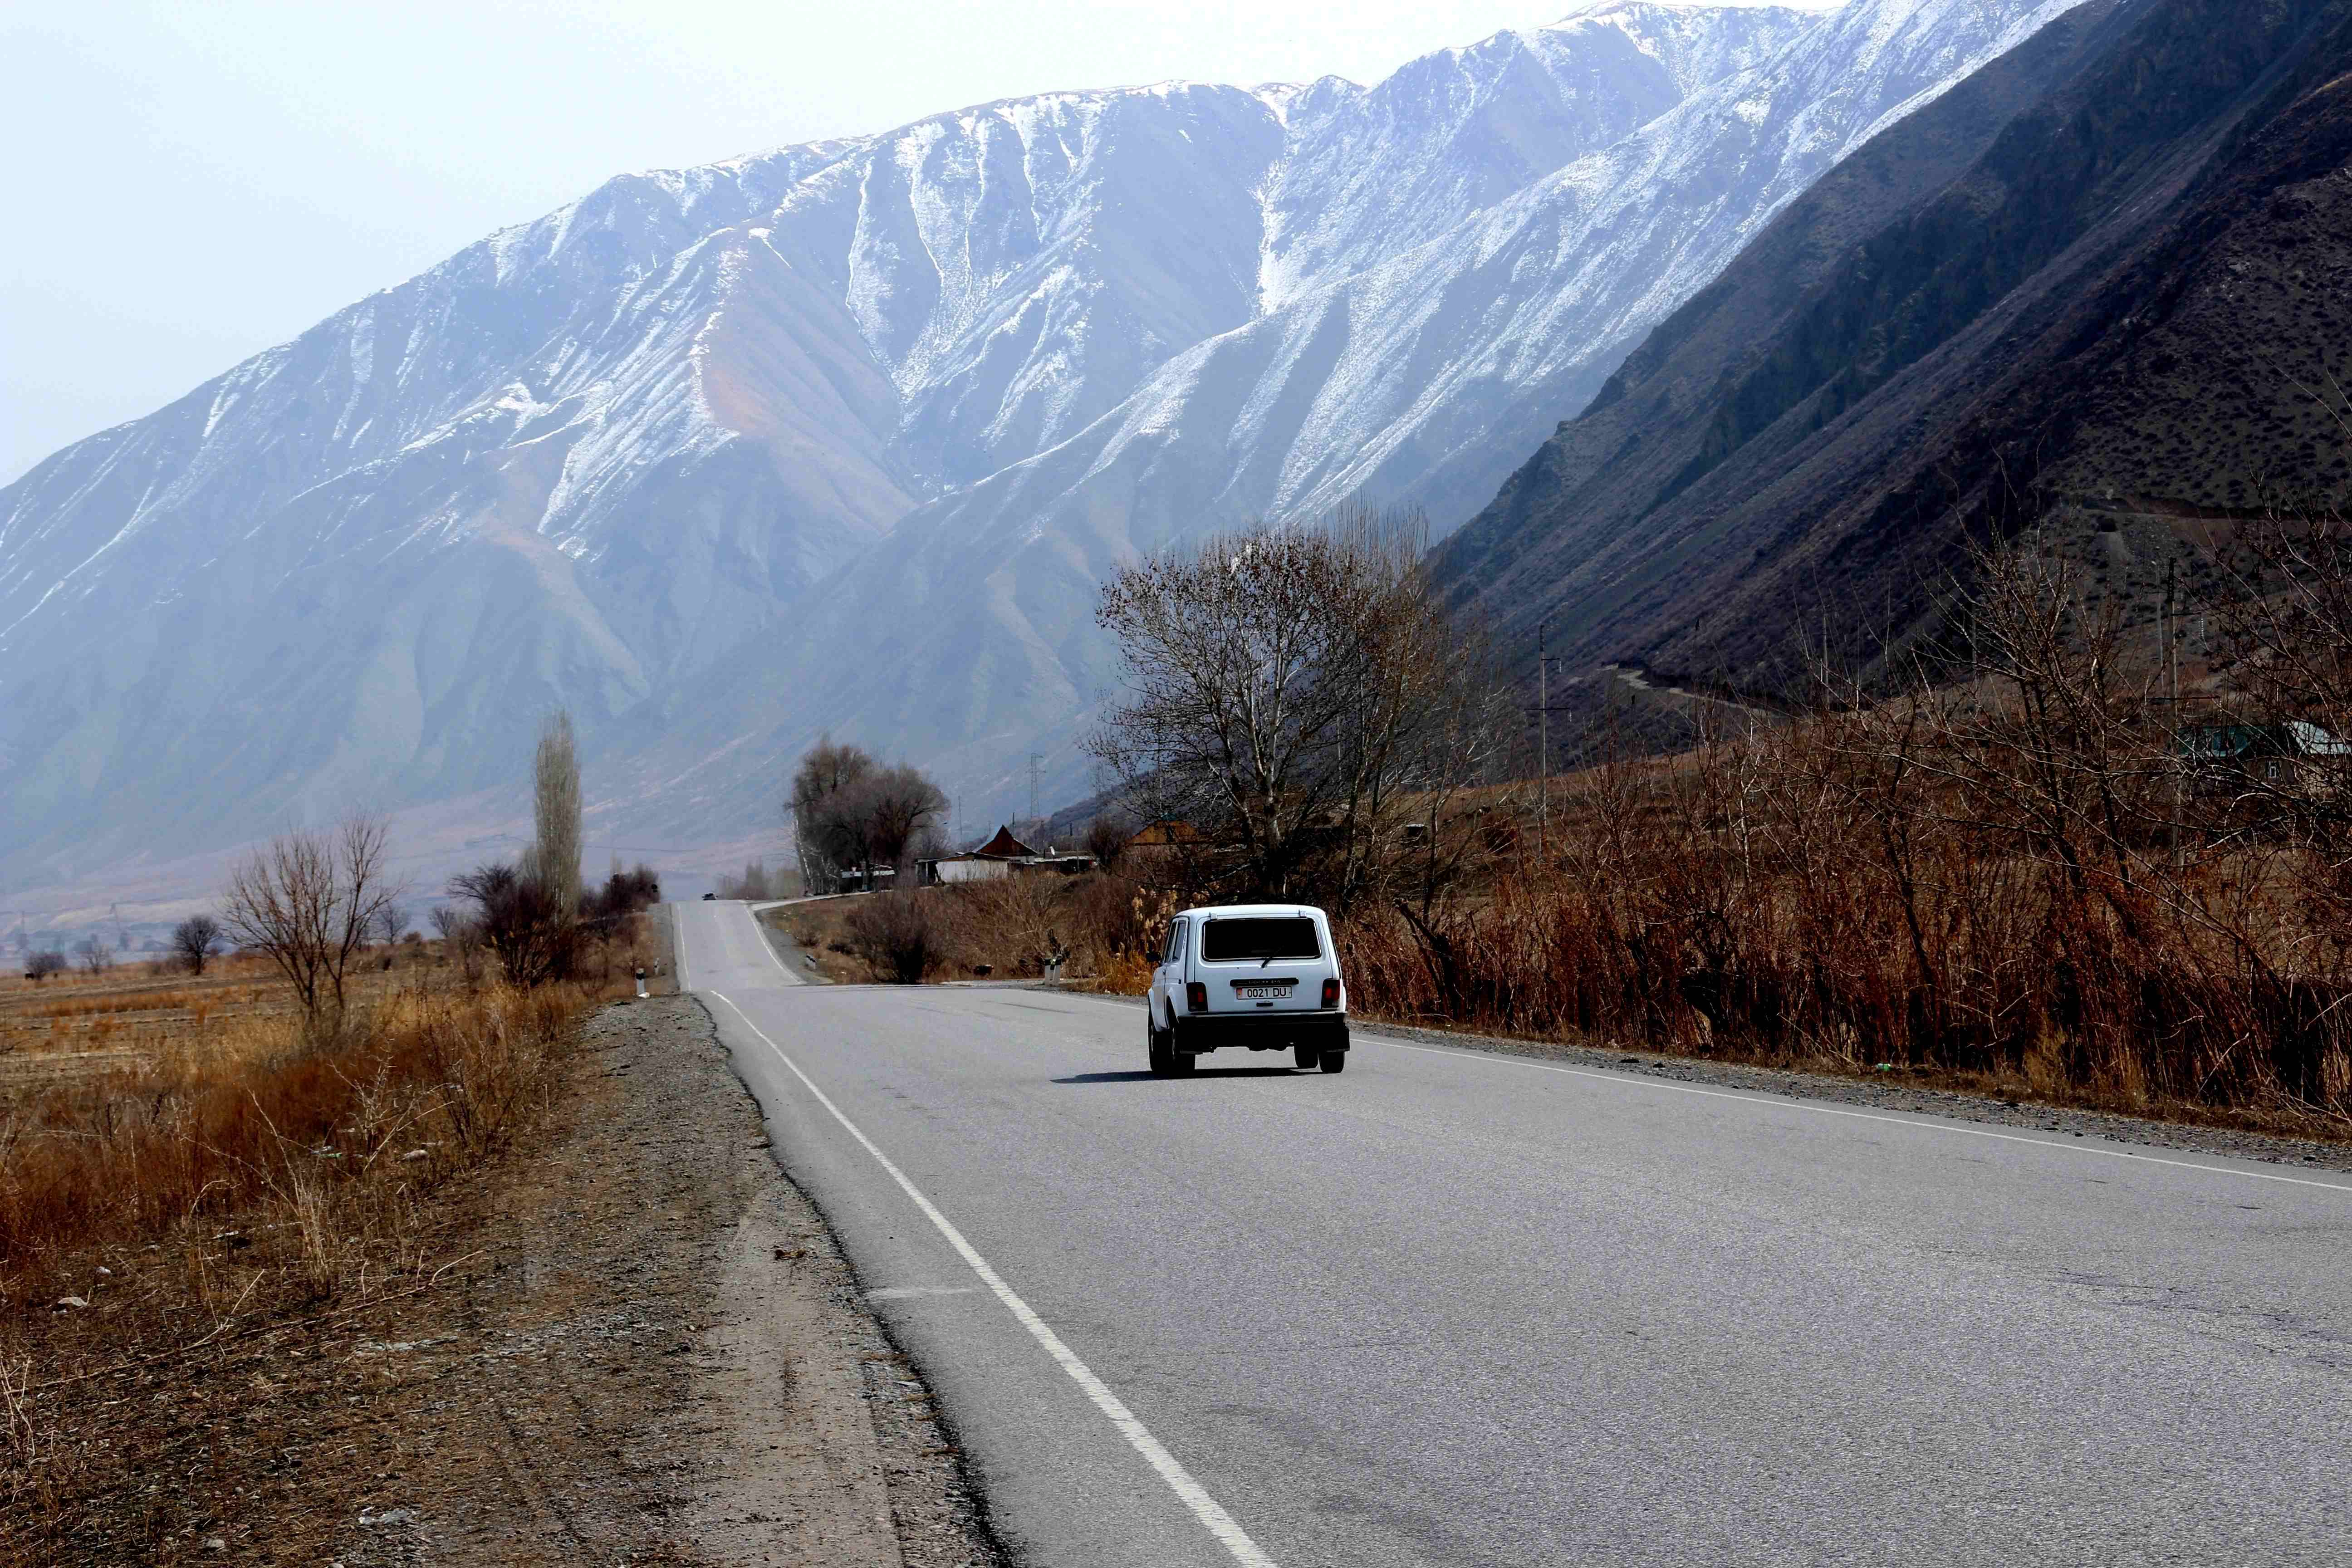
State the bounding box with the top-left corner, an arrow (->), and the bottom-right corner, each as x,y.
1321,718 -> 2352,1138
5,984 -> 272,1022
0,917 -> 666,1539
767,877 -> 1170,988
0,978 -> 609,1295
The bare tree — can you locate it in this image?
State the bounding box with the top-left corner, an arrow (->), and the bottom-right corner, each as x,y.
171,914 -> 224,976
446,862 -> 573,987
430,903 -> 485,984
530,710 -> 583,919
1083,812 -> 1132,872
1089,505 -> 1513,909
858,765 -> 948,882
222,815 -> 404,1026
74,935 -> 113,976
791,736 -> 877,891
24,951 -> 65,984
787,742 -> 946,890
375,903 -> 407,946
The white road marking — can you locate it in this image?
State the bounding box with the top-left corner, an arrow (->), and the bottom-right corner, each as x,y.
1369,1038 -> 2352,1196
708,990 -> 1279,1568
674,901 -> 806,992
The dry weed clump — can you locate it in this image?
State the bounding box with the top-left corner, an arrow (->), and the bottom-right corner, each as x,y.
914,874 -> 1171,987
0,978 -> 594,1301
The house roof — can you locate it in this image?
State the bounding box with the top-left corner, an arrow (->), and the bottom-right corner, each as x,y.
972,824 -> 1037,858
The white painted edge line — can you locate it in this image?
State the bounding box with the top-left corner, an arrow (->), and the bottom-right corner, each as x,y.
707,989 -> 1279,1568
672,900 -> 804,992
738,901 -> 807,986
1369,1036 -> 2352,1196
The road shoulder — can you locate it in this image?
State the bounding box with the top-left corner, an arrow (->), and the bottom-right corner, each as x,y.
8,992 -> 1002,1567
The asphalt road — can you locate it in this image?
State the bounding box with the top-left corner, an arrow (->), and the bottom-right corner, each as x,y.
673,898 -> 2352,1567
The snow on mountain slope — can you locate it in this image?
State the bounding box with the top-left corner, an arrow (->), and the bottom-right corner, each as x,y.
0,146 -> 913,877
652,0 -> 2089,834
1255,3 -> 1818,311
0,0 -> 2081,902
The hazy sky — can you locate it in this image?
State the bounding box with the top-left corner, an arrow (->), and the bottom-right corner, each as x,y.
0,0 -> 1839,484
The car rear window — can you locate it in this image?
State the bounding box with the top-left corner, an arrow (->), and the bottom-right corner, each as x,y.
1200,917 -> 1319,962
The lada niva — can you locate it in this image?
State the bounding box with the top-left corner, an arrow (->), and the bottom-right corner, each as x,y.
1145,904 -> 1348,1077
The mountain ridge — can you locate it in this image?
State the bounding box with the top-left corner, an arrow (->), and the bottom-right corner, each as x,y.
1436,0 -> 2352,699
0,0 -> 2090,916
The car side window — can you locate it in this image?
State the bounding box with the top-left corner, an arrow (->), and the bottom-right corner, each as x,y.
1165,920 -> 1186,965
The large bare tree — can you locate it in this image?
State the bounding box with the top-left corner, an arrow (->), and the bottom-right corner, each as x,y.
789,742 -> 946,889
790,735 -> 877,891
222,815 -> 403,1025
857,764 -> 949,882
1089,504 -> 1513,909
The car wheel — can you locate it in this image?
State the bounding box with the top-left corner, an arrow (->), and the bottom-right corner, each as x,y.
1294,1044 -> 1318,1070
1319,1049 -> 1346,1074
1147,1018 -> 1173,1078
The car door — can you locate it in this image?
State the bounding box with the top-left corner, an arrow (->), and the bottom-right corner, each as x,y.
1153,918 -> 1183,1027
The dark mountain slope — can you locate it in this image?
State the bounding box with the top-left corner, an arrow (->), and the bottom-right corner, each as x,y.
1436,0 -> 2352,693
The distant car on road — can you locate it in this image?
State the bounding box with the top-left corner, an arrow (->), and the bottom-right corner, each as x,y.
702,892 -> 716,900
1146,904 -> 1348,1077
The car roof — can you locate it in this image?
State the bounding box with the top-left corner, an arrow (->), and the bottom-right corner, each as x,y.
1178,904 -> 1327,919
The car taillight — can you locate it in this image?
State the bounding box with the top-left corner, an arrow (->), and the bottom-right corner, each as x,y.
1321,977 -> 1340,1009
1186,981 -> 1208,1013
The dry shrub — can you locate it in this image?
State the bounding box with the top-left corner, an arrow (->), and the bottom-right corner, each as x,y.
920,873 -> 1168,984
0,980 -> 595,1298
1330,698 -> 2352,1125
841,893 -> 947,984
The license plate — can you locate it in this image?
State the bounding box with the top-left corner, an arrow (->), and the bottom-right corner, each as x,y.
1236,985 -> 1291,1000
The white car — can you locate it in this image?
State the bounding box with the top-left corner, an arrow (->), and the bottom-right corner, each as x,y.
1146,904 -> 1350,1077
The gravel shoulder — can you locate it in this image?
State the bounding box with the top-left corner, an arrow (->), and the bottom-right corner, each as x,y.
366,993 -> 1003,1566
10,995 -> 1000,1567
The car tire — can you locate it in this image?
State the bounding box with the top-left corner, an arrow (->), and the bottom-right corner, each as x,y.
1147,1015 -> 1173,1078
1318,1049 -> 1346,1074
1294,1044 -> 1318,1070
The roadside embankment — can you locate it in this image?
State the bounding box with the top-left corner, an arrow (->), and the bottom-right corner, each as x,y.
2,989 -> 999,1566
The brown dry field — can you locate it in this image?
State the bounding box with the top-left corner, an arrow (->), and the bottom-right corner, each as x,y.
0,925 -> 995,1566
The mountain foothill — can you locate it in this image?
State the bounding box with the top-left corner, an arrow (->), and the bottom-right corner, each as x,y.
2,0 -> 2347,913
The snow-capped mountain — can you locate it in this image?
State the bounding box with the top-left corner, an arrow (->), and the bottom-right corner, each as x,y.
0,0 -> 2081,904
638,0 -> 2090,843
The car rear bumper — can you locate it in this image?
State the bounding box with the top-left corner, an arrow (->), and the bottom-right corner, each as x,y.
1174,1009 -> 1349,1052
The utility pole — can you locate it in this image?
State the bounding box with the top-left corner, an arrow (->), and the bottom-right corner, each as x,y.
1538,618 -> 1549,862
2166,556 -> 2182,869
1029,752 -> 1044,843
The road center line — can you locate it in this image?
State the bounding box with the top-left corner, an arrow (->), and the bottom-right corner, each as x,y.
707,989 -> 1279,1568
1368,1037 -> 2352,1195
